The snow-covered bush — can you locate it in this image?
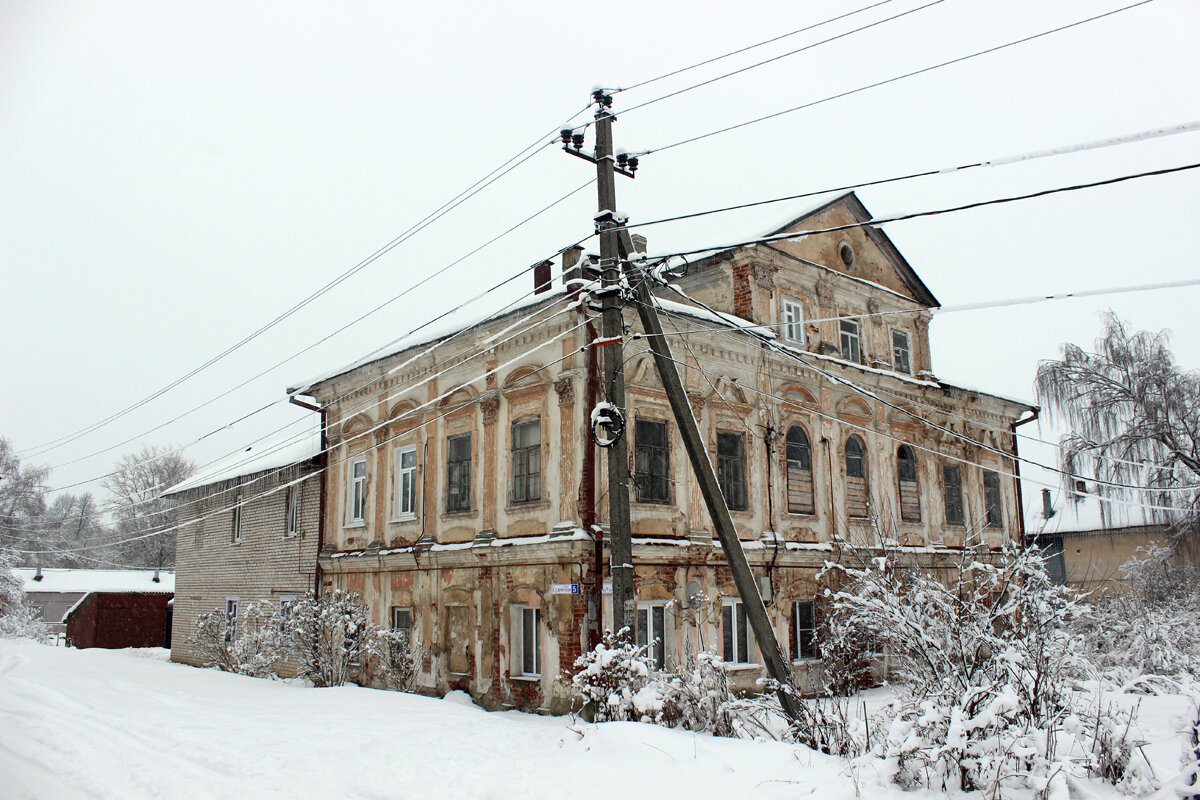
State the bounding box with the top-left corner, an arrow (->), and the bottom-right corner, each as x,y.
284,589 -> 380,688
193,602 -> 286,678
375,628 -> 423,693
821,542 -> 1089,794
0,553 -> 47,640
1077,543 -> 1200,680
570,629 -> 655,722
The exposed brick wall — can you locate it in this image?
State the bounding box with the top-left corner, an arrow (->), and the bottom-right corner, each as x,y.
170,463 -> 320,675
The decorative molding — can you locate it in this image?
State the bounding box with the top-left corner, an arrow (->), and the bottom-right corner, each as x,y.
480,395 -> 500,424
554,377 -> 575,406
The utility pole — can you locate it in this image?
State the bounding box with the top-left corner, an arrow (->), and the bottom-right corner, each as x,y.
560,91 -> 800,722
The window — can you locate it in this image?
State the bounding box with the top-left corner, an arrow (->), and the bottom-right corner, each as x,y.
390,606 -> 413,660
721,600 -> 756,664
785,425 -> 814,515
446,433 -> 471,512
393,445 -> 418,520
845,436 -> 868,518
225,597 -> 239,642
634,419 -> 671,504
839,319 -> 861,363
636,603 -> 667,669
944,464 -> 964,525
348,457 -> 367,523
716,431 -> 748,511
782,298 -> 805,345
230,494 -> 243,544
285,485 -> 301,537
791,600 -> 818,660
510,419 -> 541,504
513,605 -> 541,676
896,445 -> 921,523
892,330 -> 911,375
984,470 -> 1003,528
279,596 -> 296,634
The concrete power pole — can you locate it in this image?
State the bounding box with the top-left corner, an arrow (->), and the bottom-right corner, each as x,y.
592,93 -> 635,635
563,92 -> 800,722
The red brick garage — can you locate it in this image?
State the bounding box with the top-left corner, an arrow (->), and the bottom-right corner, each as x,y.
65,592 -> 173,649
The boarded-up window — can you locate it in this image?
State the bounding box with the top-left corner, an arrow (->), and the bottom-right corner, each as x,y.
785,426 -> 814,515
944,464 -> 964,525
445,605 -> 472,675
845,436 -> 868,518
897,445 -> 921,523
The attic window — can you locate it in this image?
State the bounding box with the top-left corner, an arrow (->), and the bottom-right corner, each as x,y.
838,242 -> 855,269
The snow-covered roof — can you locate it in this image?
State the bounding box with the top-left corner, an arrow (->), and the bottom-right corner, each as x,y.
17,568 -> 175,595
164,428 -> 321,497
288,288 -> 565,397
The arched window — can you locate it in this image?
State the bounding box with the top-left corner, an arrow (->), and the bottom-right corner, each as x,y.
845,436 -> 868,518
896,445 -> 920,522
785,426 -> 814,515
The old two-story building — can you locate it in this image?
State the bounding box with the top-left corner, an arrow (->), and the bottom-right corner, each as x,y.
286,192 -> 1034,712
164,434 -> 321,674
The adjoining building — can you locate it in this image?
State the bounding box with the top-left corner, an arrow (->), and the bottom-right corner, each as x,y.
285,192 -> 1035,712
16,567 -> 174,648
164,433 -> 321,674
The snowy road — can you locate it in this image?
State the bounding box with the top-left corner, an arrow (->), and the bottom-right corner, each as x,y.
0,641 -> 864,800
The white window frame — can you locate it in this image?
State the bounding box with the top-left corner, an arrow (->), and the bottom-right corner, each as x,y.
230,494 -> 243,545
278,596 -> 296,634
392,445 -> 418,521
891,329 -> 911,375
721,599 -> 757,665
791,600 -> 818,660
225,596 -> 240,642
348,456 -> 368,525
839,319 -> 861,363
636,602 -> 668,669
513,605 -> 542,677
285,485 -> 301,537
781,297 -> 805,346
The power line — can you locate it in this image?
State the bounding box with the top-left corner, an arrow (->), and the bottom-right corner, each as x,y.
614,0 -> 949,122
615,119 -> 1200,233
613,0 -> 904,95
636,0 -> 1157,156
21,104 -> 594,461
643,161 -> 1200,261
38,180 -> 596,481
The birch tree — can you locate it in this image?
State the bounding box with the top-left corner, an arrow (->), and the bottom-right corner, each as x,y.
1035,311 -> 1200,540
102,445 -> 195,569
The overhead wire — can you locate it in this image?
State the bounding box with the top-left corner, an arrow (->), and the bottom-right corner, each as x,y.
21,102 -> 595,461
635,0 -> 1157,156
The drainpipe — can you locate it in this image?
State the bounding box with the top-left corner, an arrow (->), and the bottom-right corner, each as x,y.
1011,408 -> 1039,543
291,395 -> 328,600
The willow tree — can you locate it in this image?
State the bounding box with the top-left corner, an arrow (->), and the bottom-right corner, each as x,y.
1035,312 -> 1199,540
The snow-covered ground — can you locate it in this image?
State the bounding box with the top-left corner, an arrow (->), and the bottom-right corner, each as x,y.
0,640 -> 1194,799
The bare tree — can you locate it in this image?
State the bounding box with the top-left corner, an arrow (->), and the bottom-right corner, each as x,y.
102,445 -> 195,569
1036,311 -> 1200,540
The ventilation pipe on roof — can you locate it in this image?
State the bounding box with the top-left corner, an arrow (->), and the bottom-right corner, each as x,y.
34,565 -> 43,581
562,245 -> 584,285
1041,489 -> 1057,520
153,569 -> 161,583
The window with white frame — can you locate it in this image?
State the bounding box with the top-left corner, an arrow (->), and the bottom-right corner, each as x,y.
225,597 -> 239,642
791,600 -> 818,659
839,319 -> 861,363
230,495 -> 243,544
348,456 -> 368,524
721,599 -> 756,664
636,603 -> 667,669
513,605 -> 542,676
781,297 -> 805,345
390,605 -> 413,657
393,445 -> 418,520
278,596 -> 296,634
285,485 -> 301,537
892,329 -> 911,375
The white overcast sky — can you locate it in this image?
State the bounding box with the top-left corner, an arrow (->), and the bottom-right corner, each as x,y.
2,0 -> 1198,534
